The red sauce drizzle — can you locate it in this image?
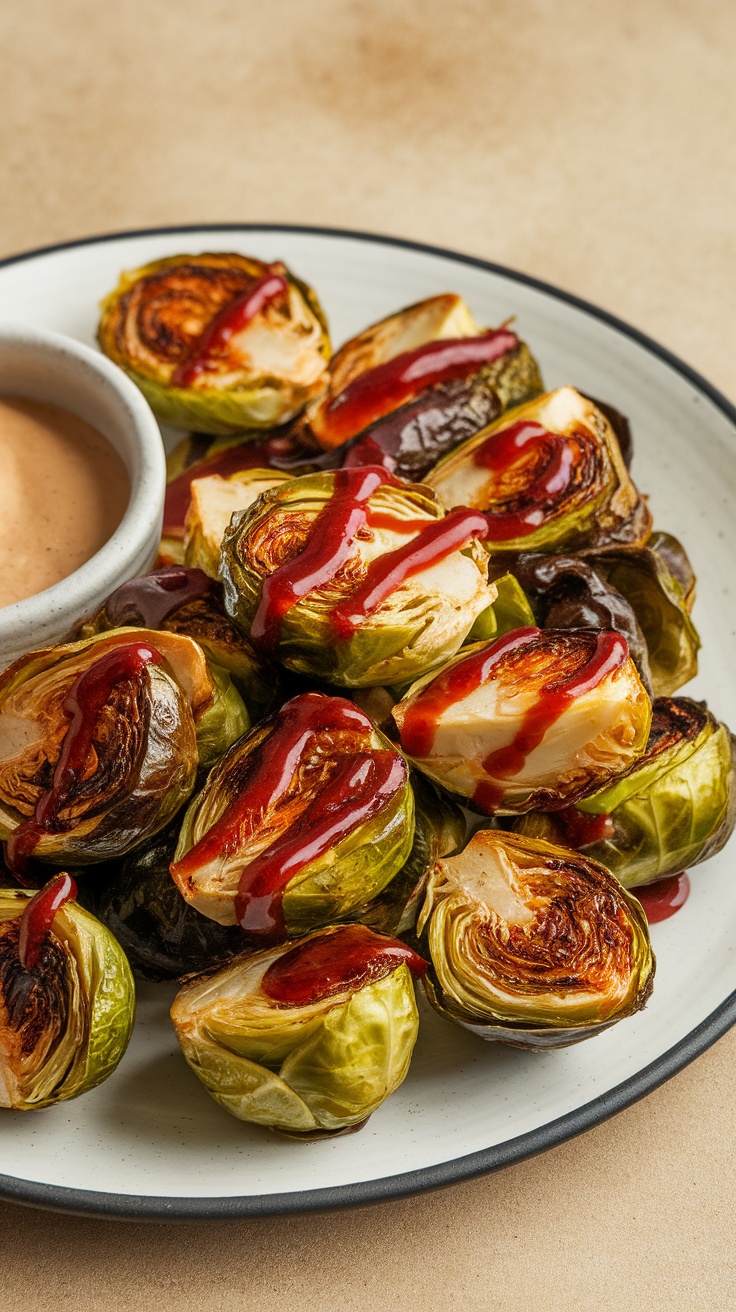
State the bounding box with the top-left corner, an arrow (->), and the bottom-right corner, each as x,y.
103,566 -> 213,628
555,806 -> 615,848
163,440 -> 278,538
330,508 -> 488,639
635,872 -> 690,924
317,329 -> 519,447
250,466 -> 395,653
170,692 -> 408,942
398,627 -> 628,813
18,873 -> 77,971
5,641 -> 162,877
261,924 -> 427,1007
171,269 -> 289,388
472,420 -> 577,541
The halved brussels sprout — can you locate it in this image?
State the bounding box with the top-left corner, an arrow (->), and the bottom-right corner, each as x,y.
581,544 -> 699,696
0,878 -> 135,1108
425,388 -> 651,553
184,469 -> 293,578
80,567 -> 276,721
517,698 -> 736,889
170,923 -> 424,1136
416,828 -> 654,1047
466,572 -> 536,643
82,819 -> 243,981
171,692 -> 415,937
97,252 -> 330,434
353,774 -> 466,936
295,293 -> 542,478
220,468 -> 496,687
392,626 -> 651,814
0,628 -> 228,872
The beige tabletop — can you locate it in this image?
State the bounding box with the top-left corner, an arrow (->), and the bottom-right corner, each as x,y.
1,1 -> 736,1308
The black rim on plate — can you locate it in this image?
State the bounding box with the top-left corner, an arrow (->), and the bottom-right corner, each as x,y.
1,222 -> 735,1222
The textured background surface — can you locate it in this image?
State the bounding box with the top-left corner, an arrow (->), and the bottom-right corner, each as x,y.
1,1 -> 735,1307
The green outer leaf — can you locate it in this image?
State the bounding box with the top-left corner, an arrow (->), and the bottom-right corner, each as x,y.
467,573 -> 535,642
194,662 -> 250,768
176,1030 -> 319,1132
585,548 -> 700,696
576,717 -> 736,888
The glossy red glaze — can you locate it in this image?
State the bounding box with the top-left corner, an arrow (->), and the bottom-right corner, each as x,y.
5,642 -> 162,876
399,627 -> 628,813
103,566 -> 213,629
330,507 -> 488,639
163,438 -> 278,537
473,419 -> 577,541
171,270 -> 288,387
317,329 -> 519,447
18,873 -> 77,971
171,692 -> 407,941
555,807 -> 615,848
635,872 -> 690,924
261,924 -> 428,1007
250,466 -> 395,652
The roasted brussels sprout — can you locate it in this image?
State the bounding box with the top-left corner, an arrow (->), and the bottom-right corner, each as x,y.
416,829 -> 654,1047
171,692 -> 414,937
0,877 -> 135,1108
581,544 -> 699,696
425,388 -> 651,553
392,626 -> 651,814
220,467 -> 496,687
467,572 -> 536,643
170,923 -> 424,1136
184,469 -> 293,578
354,774 -> 466,936
295,293 -> 542,479
517,698 -> 736,889
0,628 -> 227,873
80,567 -> 276,721
97,253 -> 330,434
84,820 -> 242,981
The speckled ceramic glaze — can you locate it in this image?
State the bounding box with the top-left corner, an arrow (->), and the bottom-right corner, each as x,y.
0,227 -> 735,1221
0,324 -> 165,666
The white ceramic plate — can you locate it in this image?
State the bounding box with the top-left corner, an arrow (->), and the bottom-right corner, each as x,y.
0,226 -> 735,1220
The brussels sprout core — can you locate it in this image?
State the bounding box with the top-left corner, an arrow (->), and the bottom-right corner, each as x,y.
393,625 -> 651,813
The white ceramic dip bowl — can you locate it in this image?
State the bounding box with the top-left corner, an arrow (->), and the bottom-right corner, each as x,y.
0,324 -> 165,668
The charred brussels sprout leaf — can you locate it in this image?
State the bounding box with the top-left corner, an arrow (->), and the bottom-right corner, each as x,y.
171,692 -> 415,938
416,829 -> 654,1047
392,626 -> 651,815
98,252 -> 330,434
170,924 -> 423,1136
0,885 -> 135,1108
425,387 -> 651,554
520,698 -> 736,889
581,545 -> 699,696
81,567 -> 277,721
219,469 -> 496,688
0,630 -> 204,870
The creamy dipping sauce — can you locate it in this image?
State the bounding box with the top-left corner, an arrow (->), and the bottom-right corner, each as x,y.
0,397 -> 130,608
